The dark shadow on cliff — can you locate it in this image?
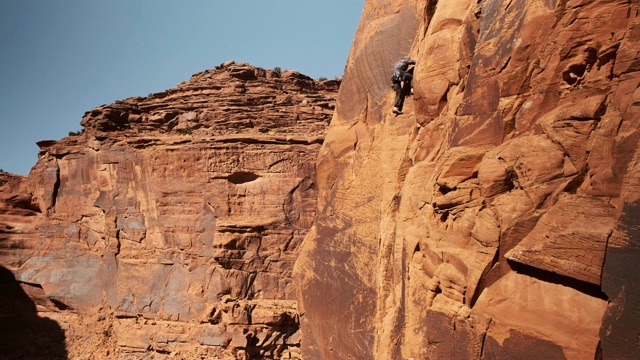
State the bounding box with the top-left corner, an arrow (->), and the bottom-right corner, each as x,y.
600,200 -> 640,358
0,266 -> 67,359
507,260 -> 608,300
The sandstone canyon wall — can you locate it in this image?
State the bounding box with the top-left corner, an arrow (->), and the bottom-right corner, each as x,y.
294,0 -> 640,359
1,63 -> 339,359
2,1 -> 640,359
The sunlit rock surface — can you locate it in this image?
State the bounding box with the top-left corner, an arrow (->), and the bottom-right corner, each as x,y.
294,0 -> 640,359
3,0 -> 640,358
1,62 -> 338,359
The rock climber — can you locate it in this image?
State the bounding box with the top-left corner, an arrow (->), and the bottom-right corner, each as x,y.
391,56 -> 416,115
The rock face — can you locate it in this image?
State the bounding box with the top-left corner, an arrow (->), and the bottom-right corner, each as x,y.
0,172 -> 40,267
1,62 -> 339,359
294,0 -> 640,359
4,1 -> 640,358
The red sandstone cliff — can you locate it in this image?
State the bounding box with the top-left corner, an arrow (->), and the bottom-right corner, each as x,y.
294,0 -> 640,359
1,62 -> 338,359
3,1 -> 640,359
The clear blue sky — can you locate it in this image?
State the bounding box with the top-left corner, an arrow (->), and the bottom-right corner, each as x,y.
0,1 -> 364,175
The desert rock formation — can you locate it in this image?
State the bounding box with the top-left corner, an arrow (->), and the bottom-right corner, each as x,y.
3,0 -> 640,359
1,62 -> 338,359
294,0 -> 640,359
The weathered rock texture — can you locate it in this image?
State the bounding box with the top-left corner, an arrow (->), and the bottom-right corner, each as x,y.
0,63 -> 339,359
295,0 -> 640,359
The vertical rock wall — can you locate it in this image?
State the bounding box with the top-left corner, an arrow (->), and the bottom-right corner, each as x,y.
295,0 -> 640,359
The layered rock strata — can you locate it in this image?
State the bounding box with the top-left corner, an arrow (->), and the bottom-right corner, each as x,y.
1,62 -> 338,359
295,0 -> 640,359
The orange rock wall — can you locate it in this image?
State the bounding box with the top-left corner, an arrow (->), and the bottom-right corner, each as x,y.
1,63 -> 338,359
295,0 -> 640,359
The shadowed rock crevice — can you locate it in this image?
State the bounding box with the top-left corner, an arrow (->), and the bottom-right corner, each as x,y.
0,266 -> 67,359
562,63 -> 587,85
469,250 -> 500,308
227,171 -> 261,184
508,260 -> 608,300
4,194 -> 41,214
423,0 -> 439,36
50,165 -> 60,211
